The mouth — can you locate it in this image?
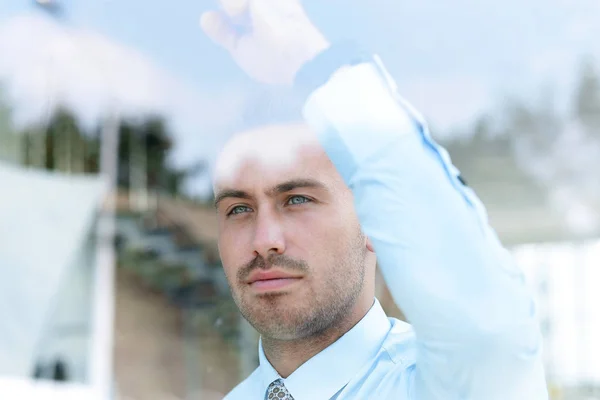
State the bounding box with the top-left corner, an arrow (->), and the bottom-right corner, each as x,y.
249,277 -> 302,292
245,268 -> 304,293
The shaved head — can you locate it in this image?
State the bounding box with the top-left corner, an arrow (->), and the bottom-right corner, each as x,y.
213,123 -> 320,191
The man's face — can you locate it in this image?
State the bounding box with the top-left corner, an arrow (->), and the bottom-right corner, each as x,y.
214,124 -> 369,340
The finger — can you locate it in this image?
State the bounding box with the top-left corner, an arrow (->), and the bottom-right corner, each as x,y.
218,0 -> 249,19
200,11 -> 239,51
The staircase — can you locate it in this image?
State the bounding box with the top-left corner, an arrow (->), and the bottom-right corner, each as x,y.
112,193 -> 257,399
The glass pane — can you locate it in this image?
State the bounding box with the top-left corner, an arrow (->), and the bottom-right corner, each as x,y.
1,0 -> 600,398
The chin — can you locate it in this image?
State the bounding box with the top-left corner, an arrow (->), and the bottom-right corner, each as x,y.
243,306 -> 304,335
257,320 -> 311,341
254,310 -> 331,341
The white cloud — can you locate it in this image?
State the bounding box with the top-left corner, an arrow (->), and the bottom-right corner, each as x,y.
0,12 -> 247,171
399,76 -> 491,136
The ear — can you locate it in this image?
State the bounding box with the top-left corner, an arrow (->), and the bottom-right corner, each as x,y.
366,236 -> 376,253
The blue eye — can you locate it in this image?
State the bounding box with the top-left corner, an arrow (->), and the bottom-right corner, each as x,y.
229,205 -> 252,215
287,195 -> 310,205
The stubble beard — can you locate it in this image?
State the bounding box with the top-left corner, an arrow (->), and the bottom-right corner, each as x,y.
233,232 -> 368,341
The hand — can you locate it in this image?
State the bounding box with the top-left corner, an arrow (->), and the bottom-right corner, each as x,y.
200,0 -> 330,85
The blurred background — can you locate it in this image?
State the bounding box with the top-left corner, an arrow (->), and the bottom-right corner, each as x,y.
0,0 -> 599,399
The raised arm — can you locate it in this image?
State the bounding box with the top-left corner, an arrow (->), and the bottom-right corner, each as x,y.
200,1 -> 548,396
302,58 -> 548,399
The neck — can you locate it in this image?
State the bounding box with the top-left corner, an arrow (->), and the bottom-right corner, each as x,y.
261,297 -> 374,378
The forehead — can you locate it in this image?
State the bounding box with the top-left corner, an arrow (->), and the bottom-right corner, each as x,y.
213,123 -> 338,192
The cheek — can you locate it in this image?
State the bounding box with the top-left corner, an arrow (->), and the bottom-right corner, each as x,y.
218,226 -> 252,280
285,209 -> 351,260
284,210 -> 325,242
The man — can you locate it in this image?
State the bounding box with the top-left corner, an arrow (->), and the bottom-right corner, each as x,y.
201,0 -> 548,399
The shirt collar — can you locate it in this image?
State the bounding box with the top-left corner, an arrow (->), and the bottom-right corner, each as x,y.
257,298 -> 391,400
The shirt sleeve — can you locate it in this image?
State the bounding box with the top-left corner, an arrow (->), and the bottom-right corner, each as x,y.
302,59 -> 549,399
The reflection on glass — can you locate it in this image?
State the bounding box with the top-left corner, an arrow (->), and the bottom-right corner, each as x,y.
1,0 -> 600,399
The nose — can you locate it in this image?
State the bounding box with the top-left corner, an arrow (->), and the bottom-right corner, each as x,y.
252,208 -> 286,259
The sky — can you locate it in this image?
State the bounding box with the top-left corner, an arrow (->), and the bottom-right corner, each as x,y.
0,0 -> 599,195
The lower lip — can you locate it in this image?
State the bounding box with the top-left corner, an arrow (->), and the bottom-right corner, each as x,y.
250,278 -> 301,291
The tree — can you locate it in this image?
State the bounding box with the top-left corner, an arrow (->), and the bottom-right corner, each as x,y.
574,58 -> 600,131
0,84 -> 21,164
115,115 -> 204,197
5,99 -> 205,198
0,85 -> 12,136
43,107 -> 86,172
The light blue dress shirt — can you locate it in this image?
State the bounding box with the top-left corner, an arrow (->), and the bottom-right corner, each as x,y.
225,58 -> 548,400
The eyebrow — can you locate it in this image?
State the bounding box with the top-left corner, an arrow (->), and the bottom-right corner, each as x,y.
214,178 -> 327,208
268,178 -> 327,196
213,189 -> 252,208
